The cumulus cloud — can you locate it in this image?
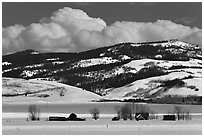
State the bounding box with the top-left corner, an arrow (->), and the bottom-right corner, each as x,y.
2,7 -> 202,55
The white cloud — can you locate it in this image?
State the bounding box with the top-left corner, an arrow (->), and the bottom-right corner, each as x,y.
2,24 -> 26,54
2,7 -> 202,55
181,30 -> 202,46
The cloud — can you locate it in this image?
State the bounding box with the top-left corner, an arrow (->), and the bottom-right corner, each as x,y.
2,7 -> 202,55
2,24 -> 26,54
181,30 -> 202,46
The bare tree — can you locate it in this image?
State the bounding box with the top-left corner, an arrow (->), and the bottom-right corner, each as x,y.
90,108 -> 100,120
174,106 -> 183,120
114,105 -> 122,119
120,103 -> 133,120
149,110 -> 158,120
28,104 -> 40,121
184,109 -> 191,121
115,103 -> 150,121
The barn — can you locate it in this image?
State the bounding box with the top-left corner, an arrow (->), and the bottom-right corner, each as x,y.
163,115 -> 176,121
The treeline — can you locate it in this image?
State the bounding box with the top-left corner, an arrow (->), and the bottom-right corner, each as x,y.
74,65 -> 167,94
120,95 -> 202,105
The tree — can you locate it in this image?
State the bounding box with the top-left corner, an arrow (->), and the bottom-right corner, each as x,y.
90,108 -> 100,120
28,104 -> 40,121
114,105 -> 122,119
134,103 -> 149,113
120,104 -> 133,120
174,106 -> 183,120
184,109 -> 191,121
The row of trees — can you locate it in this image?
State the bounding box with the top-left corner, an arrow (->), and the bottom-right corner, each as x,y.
27,104 -> 192,121
114,103 -> 154,120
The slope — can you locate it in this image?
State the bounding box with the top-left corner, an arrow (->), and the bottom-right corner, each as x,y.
2,77 -> 102,104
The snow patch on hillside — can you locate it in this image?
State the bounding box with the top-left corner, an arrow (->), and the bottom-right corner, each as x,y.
125,58 -> 201,71
46,58 -> 59,61
24,64 -> 44,69
31,51 -> 39,55
51,61 -> 65,65
75,57 -> 119,68
121,55 -> 131,60
99,53 -> 105,56
2,67 -> 21,74
21,69 -> 47,78
2,62 -> 12,66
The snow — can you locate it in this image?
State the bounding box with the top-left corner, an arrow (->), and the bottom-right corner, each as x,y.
2,62 -> 12,66
99,53 -> 105,56
105,71 -> 202,100
2,77 -> 102,103
2,119 -> 201,135
21,70 -> 37,77
2,69 -> 13,73
168,68 -> 202,78
80,65 -> 137,79
51,61 -> 65,65
3,67 -> 21,74
75,57 -> 119,68
130,40 -> 200,51
2,102 -> 202,135
46,58 -> 59,61
159,40 -> 191,49
20,69 -> 47,78
24,64 -> 44,69
111,67 -> 124,75
124,59 -> 153,71
162,78 -> 202,96
31,51 -> 39,55
125,58 -> 202,71
121,55 -> 131,60
163,87 -> 201,97
2,112 -> 113,119
130,43 -> 140,47
21,70 -> 38,77
155,55 -> 162,58
128,69 -> 137,74
196,54 -> 202,58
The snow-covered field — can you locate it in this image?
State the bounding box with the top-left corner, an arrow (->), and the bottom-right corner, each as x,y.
2,118 -> 202,135
2,77 -> 202,135
2,102 -> 202,135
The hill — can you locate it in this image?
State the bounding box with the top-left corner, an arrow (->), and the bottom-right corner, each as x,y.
2,39 -> 202,103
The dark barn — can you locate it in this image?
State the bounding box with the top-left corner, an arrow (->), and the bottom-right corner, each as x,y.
48,113 -> 86,121
67,113 -> 86,121
112,116 -> 120,121
163,115 -> 176,121
49,116 -> 67,121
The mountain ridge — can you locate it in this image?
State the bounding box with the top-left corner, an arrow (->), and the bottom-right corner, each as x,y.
2,39 -> 202,102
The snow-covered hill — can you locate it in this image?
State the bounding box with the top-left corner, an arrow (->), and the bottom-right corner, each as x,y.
2,77 -> 102,103
2,39 -> 202,103
104,72 -> 202,100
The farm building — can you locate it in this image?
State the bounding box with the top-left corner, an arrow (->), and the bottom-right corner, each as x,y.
163,115 -> 176,121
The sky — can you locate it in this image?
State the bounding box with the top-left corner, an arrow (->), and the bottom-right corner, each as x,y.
2,2 -> 202,55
